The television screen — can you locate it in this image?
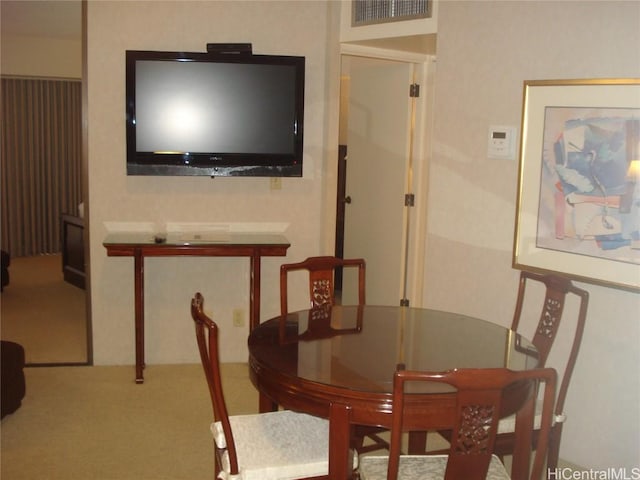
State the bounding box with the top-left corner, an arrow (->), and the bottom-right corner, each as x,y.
126,50 -> 305,177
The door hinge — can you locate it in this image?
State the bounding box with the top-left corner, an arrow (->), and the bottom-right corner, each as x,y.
404,193 -> 415,207
409,83 -> 420,98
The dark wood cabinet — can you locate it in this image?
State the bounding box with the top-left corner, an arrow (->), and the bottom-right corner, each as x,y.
61,214 -> 85,289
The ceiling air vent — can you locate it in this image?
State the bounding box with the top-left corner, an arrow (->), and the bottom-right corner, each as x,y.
352,0 -> 431,26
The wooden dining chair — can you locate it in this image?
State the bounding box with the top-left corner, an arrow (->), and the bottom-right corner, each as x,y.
280,256 -> 389,454
492,271 -> 589,471
191,292 -> 358,479
279,255 -> 366,317
358,367 -> 557,480
431,271 -> 589,471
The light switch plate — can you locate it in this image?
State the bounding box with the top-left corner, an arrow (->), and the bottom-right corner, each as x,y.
488,125 -> 518,160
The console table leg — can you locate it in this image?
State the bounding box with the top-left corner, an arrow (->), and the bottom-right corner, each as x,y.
134,249 -> 145,384
249,254 -> 261,331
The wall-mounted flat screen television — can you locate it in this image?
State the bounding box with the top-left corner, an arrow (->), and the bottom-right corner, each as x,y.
126,49 -> 305,177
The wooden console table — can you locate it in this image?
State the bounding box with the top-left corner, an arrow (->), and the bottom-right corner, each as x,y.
103,232 -> 290,383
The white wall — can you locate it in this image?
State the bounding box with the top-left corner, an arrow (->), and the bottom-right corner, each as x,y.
424,0 -> 640,470
86,1 -> 340,365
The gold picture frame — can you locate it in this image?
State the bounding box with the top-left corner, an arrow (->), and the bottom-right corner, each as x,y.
513,78 -> 640,292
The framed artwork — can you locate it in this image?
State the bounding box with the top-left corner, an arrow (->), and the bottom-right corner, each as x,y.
513,78 -> 640,291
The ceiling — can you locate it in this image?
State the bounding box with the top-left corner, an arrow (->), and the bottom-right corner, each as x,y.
1,0 -> 81,40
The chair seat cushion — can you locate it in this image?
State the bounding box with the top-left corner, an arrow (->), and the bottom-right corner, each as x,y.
359,454 -> 509,480
497,399 -> 564,434
211,409 -> 357,480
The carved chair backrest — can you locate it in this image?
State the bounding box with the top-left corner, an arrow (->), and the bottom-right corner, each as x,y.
191,293 -> 239,476
510,271 -> 589,415
280,256 -> 366,317
388,367 -> 557,480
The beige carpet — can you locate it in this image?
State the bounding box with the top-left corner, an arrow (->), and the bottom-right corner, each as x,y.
0,363 -> 433,480
0,363 -> 582,479
0,254 -> 87,364
1,363 -> 256,480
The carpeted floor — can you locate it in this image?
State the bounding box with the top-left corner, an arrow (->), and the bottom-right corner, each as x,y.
0,254 -> 87,364
0,363 -> 582,479
0,363 -> 256,480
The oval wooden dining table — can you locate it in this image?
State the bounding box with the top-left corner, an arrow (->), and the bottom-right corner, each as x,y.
248,305 -> 540,479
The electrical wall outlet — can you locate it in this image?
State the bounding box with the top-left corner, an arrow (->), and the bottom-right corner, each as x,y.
270,177 -> 282,190
232,308 -> 245,327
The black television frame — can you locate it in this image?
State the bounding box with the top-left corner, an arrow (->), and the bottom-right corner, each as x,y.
125,49 -> 305,177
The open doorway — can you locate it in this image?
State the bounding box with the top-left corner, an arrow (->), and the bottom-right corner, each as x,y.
335,46 -> 434,307
0,0 -> 89,365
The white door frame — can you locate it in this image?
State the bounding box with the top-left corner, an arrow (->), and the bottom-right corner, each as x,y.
339,43 -> 435,307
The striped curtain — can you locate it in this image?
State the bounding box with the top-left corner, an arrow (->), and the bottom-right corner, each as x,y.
1,77 -> 82,257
